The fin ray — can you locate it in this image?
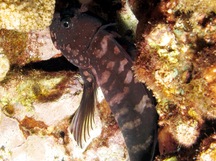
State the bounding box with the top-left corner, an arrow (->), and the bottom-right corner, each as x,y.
70,70 -> 97,148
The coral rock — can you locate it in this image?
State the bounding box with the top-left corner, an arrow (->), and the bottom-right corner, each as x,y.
0,0 -> 55,32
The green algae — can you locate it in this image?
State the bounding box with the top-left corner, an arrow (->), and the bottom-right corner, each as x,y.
0,70 -> 76,113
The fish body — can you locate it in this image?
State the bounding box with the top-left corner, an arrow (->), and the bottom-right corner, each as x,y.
50,8 -> 157,161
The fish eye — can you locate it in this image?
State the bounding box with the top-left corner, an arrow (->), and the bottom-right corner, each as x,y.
61,18 -> 71,28
63,21 -> 70,28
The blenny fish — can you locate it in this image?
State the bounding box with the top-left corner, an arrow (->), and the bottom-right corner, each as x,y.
50,7 -> 157,161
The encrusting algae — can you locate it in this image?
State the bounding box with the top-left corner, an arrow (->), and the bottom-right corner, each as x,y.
132,0 -> 216,160
0,0 -> 56,79
0,29 -> 29,66
0,70 -> 77,113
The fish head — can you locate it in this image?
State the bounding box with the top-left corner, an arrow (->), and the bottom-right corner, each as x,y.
50,8 -> 103,68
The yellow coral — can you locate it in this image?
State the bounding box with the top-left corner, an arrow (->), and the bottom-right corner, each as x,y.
177,0 -> 216,14
0,0 -> 55,32
134,0 -> 216,152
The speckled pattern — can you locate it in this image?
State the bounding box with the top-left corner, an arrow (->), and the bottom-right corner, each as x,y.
50,8 -> 158,161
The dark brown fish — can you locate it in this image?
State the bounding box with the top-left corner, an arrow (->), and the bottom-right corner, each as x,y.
50,8 -> 157,161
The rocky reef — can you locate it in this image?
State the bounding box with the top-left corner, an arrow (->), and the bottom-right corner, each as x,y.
0,0 -> 55,32
132,0 -> 216,160
0,0 -> 215,161
0,70 -> 128,160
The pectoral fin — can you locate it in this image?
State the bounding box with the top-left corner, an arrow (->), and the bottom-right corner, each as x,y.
70,69 -> 97,148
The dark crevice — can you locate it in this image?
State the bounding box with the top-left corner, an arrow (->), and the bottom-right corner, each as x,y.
23,56 -> 78,72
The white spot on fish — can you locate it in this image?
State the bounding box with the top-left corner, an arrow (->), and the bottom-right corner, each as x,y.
114,46 -> 120,55
124,70 -> 133,84
73,59 -> 78,64
66,44 -> 72,53
79,55 -> 84,61
106,61 -> 115,70
94,36 -> 109,58
109,87 -> 129,106
122,118 -> 142,130
87,77 -> 92,82
118,58 -> 128,73
50,32 -> 57,40
115,107 -> 129,120
54,41 -> 58,48
61,44 -> 66,50
100,70 -> 111,85
83,71 -> 89,76
134,95 -> 153,114
72,49 -> 79,56
131,136 -> 153,153
104,90 -> 109,95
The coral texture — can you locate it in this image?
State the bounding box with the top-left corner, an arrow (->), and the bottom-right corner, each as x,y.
0,53 -> 10,82
0,70 -> 128,161
132,0 -> 216,160
0,0 -> 55,32
1,0 -> 216,160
